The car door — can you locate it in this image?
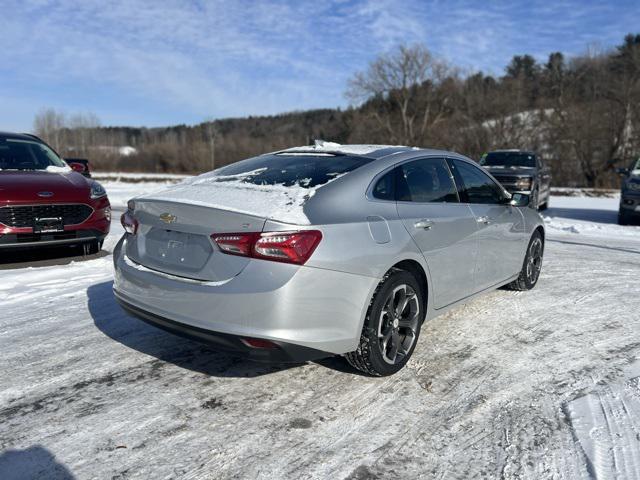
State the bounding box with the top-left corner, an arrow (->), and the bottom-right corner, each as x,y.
395,157 -> 479,309
448,157 -> 526,291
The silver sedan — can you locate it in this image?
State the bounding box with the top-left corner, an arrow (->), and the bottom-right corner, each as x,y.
113,145 -> 545,376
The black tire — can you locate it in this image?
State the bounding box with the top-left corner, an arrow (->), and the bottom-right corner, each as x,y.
506,231 -> 544,291
618,212 -> 629,225
345,270 -> 425,376
539,198 -> 549,211
80,241 -> 101,256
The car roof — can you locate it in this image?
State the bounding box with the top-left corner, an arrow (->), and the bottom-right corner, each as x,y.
488,149 -> 536,155
276,142 -> 414,158
0,131 -> 42,142
275,141 -> 461,161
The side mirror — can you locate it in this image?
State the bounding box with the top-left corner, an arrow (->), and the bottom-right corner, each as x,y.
510,193 -> 530,207
616,167 -> 630,176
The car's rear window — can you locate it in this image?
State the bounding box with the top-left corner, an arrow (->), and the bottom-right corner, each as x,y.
212,153 -> 373,188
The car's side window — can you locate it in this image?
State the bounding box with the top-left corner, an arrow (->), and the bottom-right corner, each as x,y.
449,158 -> 506,204
372,168 -> 396,200
397,158 -> 459,203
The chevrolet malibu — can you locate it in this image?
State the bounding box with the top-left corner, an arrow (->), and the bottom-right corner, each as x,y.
114,144 -> 545,376
0,132 -> 110,254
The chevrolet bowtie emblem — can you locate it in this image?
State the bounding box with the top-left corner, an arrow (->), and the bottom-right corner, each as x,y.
159,212 -> 177,224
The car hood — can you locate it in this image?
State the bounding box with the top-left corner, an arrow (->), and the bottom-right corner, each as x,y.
483,166 -> 536,176
0,171 -> 91,204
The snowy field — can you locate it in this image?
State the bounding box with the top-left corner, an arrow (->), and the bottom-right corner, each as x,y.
1,184 -> 639,479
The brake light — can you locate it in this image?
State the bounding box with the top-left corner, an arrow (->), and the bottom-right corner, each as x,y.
121,211 -> 138,235
241,337 -> 279,349
212,233 -> 259,256
68,162 -> 86,173
211,230 -> 322,265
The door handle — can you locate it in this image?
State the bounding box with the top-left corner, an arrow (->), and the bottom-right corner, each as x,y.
476,216 -> 491,225
414,219 -> 433,230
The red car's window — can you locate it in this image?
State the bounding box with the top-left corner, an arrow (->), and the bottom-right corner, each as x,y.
0,139 -> 67,171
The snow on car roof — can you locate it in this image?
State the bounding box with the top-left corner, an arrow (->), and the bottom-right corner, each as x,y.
280,140 -> 411,156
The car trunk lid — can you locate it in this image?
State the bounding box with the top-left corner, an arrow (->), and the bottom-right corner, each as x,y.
125,199 -> 266,282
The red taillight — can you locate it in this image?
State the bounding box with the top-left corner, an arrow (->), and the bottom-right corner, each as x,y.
254,231 -> 322,264
212,233 -> 259,257
121,211 -> 138,235
211,230 -> 322,265
68,162 -> 86,173
241,337 -> 279,349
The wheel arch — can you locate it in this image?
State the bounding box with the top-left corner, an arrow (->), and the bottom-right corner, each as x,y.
388,258 -> 430,322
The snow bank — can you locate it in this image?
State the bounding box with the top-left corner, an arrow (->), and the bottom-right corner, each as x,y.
93,172 -> 191,182
543,194 -> 640,238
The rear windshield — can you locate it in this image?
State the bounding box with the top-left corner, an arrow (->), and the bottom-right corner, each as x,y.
211,153 -> 373,188
0,138 -> 68,171
480,152 -> 536,168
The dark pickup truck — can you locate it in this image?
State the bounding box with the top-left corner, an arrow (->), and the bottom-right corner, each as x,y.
479,150 -> 551,210
617,157 -> 640,225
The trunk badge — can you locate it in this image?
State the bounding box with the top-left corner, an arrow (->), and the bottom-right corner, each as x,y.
159,212 -> 177,224
37,191 -> 54,198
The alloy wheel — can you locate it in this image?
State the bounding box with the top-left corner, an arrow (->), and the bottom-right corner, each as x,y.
377,284 -> 420,365
526,237 -> 543,284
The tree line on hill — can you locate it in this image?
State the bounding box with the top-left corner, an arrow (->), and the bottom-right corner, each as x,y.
34,33 -> 640,188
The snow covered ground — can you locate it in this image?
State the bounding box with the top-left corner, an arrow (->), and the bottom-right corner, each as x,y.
1,186 -> 639,479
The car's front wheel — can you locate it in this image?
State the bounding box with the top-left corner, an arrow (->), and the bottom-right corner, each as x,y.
506,231 -> 544,291
345,270 -> 425,376
618,211 -> 629,225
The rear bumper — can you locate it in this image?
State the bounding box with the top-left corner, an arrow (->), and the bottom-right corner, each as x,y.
115,292 -> 331,362
112,236 -> 378,357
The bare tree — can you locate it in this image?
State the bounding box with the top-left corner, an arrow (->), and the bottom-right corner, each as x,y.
33,108 -> 66,151
346,44 -> 452,145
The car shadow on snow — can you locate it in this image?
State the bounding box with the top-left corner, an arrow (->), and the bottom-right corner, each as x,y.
87,280 -> 315,378
544,205 -> 618,224
0,445 -> 75,480
0,247 -> 108,270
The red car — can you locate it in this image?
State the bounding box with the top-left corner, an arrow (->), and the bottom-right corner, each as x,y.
0,132 -> 110,254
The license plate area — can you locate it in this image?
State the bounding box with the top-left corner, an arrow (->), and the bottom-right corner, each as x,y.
144,228 -> 212,272
34,217 -> 64,233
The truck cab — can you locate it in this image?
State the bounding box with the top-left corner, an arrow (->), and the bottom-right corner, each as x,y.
479,150 -> 551,210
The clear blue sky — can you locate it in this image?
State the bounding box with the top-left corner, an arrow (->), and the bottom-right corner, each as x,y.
1,0 -> 638,132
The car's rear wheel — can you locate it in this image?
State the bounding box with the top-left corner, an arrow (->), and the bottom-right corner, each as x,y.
345,270 -> 425,376
506,231 -> 544,291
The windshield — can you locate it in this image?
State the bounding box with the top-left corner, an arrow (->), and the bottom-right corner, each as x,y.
632,158 -> 640,172
209,153 -> 374,188
0,138 -> 68,171
480,152 -> 536,168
